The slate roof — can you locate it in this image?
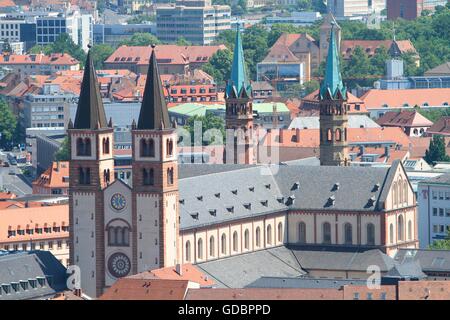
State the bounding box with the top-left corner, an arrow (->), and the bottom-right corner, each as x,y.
419,173 -> 450,185
178,161 -> 402,230
290,246 -> 395,272
394,249 -> 450,272
0,251 -> 67,300
247,277 -> 366,289
288,115 -> 379,130
384,260 -> 427,279
195,246 -> 305,288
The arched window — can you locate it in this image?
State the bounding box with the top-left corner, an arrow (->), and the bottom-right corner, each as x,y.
76,138 -> 84,156
298,222 -> 306,244
108,227 -> 115,246
167,168 -> 174,185
327,128 -> 332,141
79,168 -> 90,185
323,222 -> 331,244
399,178 -> 403,204
143,168 -> 154,186
185,241 -> 191,262
197,238 -> 203,260
115,227 -> 123,245
266,225 -> 272,245
390,223 -> 394,244
221,234 -> 227,255
209,236 -> 215,257
335,128 -> 342,141
122,227 -> 129,246
233,231 -> 238,252
244,229 -> 249,250
404,181 -> 408,204
393,182 -> 397,206
140,138 -> 155,157
84,138 -> 91,156
255,227 -> 261,247
344,223 -> 352,245
277,222 -> 283,243
167,139 -> 174,156
367,223 -> 375,245
398,215 -> 404,241
408,220 -> 412,240
103,137 -> 110,154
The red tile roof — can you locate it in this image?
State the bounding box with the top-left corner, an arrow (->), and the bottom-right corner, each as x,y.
32,161 -> 69,190
99,279 -> 189,300
376,111 -> 433,128
105,45 -> 227,67
300,89 -> 368,114
0,191 -> 17,200
361,89 -> 450,109
341,40 -> 417,59
426,117 -> 450,136
0,53 -> 79,66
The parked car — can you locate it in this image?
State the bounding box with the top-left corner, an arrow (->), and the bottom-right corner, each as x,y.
3,162 -> 10,167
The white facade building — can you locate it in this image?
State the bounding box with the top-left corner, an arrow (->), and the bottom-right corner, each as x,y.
418,174 -> 450,248
328,0 -> 386,19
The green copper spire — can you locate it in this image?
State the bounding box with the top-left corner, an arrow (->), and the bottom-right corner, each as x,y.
320,23 -> 346,100
226,23 -> 251,98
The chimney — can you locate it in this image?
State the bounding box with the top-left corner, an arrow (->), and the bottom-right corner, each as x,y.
175,264 -> 183,276
296,128 -> 300,143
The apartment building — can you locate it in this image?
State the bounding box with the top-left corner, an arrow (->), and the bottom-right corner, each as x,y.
0,18 -> 23,43
156,0 -> 231,45
328,0 -> 386,19
418,174 -> 450,248
387,0 -> 448,20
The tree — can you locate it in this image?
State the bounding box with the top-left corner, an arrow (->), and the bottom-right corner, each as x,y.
184,113 -> 225,146
127,14 -> 155,24
2,40 -> 12,54
54,136 -> 70,161
202,49 -> 233,85
424,135 -> 450,164
176,37 -> 192,46
91,44 -> 115,69
430,229 -> 450,249
51,33 -> 87,65
97,0 -> 106,13
302,80 -> 320,96
119,33 -> 160,46
0,99 -> 17,149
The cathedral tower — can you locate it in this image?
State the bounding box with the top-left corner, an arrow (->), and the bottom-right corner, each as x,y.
224,24 -> 255,164
319,23 -> 349,167
131,46 -> 179,274
68,47 -> 115,298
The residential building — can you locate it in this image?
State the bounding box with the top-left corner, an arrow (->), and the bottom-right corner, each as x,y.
32,161 -> 69,195
289,115 -> 380,130
0,204 -> 70,266
156,0 -> 231,45
104,44 -> 227,75
376,110 -> 434,137
0,251 -> 68,300
426,117 -> 450,136
0,18 -> 23,43
0,40 -> 23,54
418,174 -> 450,248
360,88 -> 450,118
250,81 -> 276,103
387,0 -> 448,20
328,0 -> 386,20
425,62 -> 450,77
300,89 -> 369,115
0,53 -> 80,79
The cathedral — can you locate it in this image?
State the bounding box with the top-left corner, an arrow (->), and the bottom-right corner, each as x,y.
69,28 -> 418,298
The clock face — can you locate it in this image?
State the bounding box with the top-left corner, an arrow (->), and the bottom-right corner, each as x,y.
111,193 -> 126,211
108,253 -> 131,278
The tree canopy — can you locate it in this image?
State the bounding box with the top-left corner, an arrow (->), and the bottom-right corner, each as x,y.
90,44 -> 115,70
202,49 -> 233,86
425,135 -> 450,164
0,98 -> 17,149
54,136 -> 70,161
184,113 -> 225,146
119,33 -> 160,46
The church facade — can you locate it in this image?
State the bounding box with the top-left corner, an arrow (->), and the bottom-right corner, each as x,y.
69,30 -> 418,299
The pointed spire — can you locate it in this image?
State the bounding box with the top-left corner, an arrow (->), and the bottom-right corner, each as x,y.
320,23 -> 346,100
68,118 -> 73,129
226,23 -> 251,98
73,45 -> 108,129
137,44 -> 171,130
108,117 -> 113,128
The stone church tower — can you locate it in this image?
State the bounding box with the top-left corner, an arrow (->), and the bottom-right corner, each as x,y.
319,23 -> 349,167
131,46 -> 179,273
69,46 -> 179,298
68,47 -> 115,298
224,24 -> 255,164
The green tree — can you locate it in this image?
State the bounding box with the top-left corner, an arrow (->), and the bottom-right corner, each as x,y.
127,14 -> 155,24
90,44 -> 115,69
54,136 -> 70,161
184,113 -> 225,146
430,229 -> 450,249
424,135 -> 450,164
119,33 -> 160,46
2,40 -> 12,53
202,49 -> 233,85
97,0 -> 106,13
176,37 -> 192,46
302,80 -> 320,96
0,99 -> 17,148
51,33 -> 87,65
